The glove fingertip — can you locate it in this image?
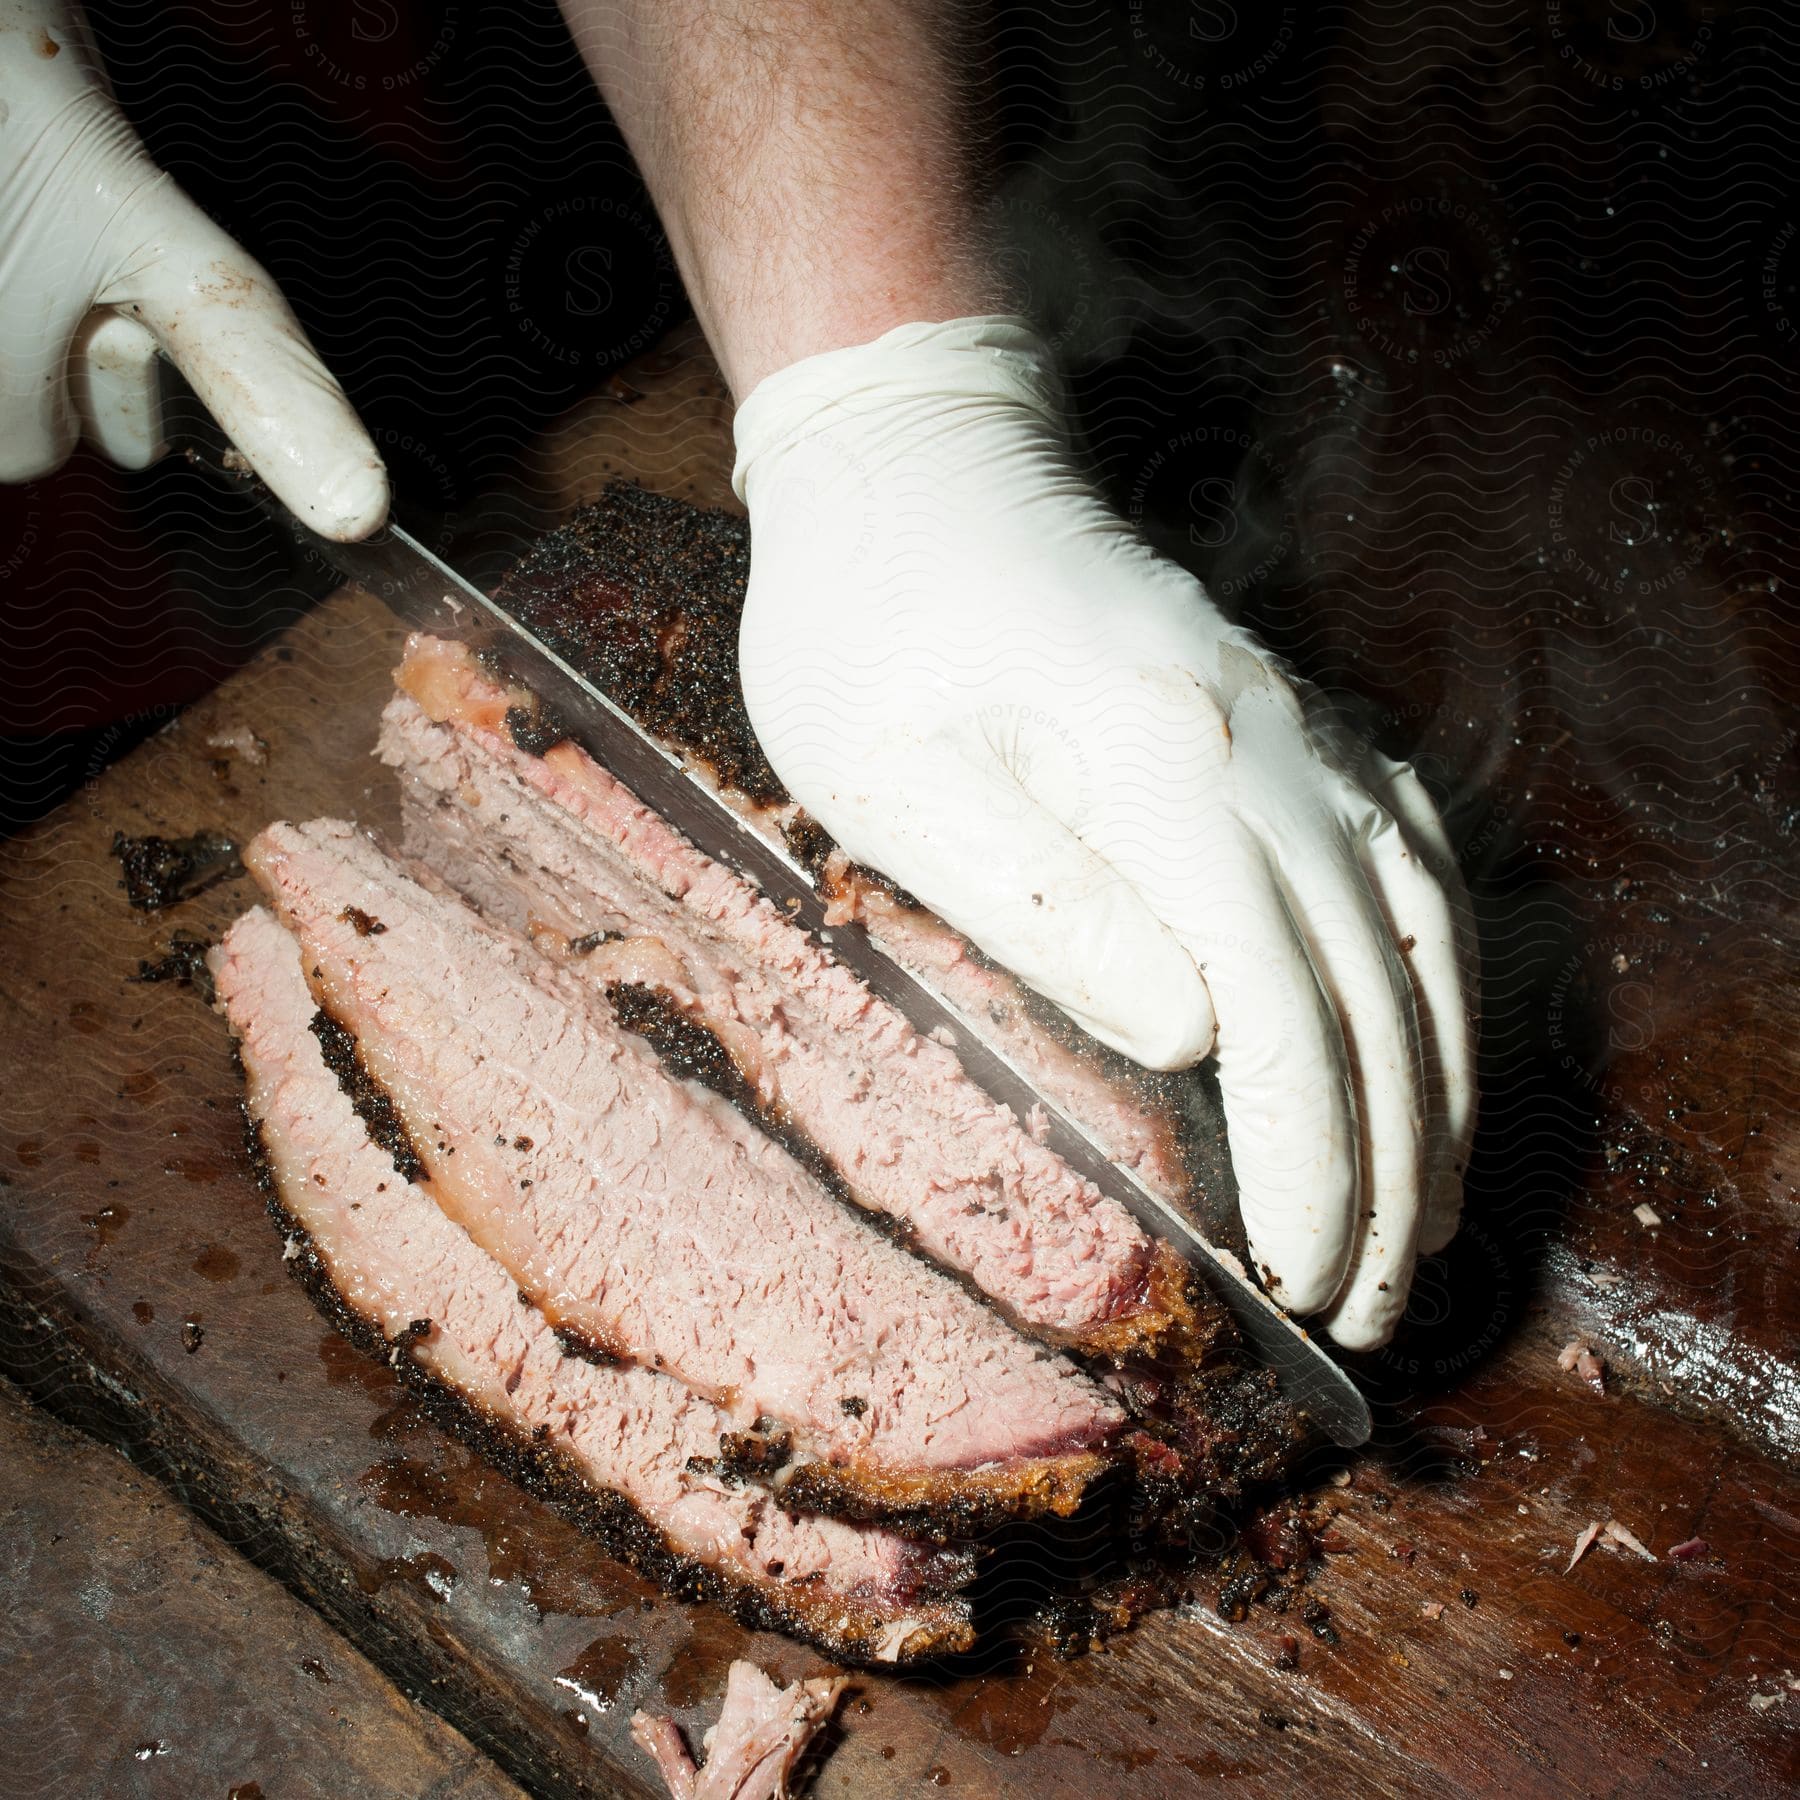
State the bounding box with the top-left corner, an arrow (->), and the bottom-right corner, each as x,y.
1321,1307 -> 1396,1354
306,452 -> 390,543
1261,1253 -> 1346,1319
1069,1000 -> 1215,1074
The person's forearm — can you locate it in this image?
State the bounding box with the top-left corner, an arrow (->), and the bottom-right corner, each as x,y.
562,0 -> 1002,398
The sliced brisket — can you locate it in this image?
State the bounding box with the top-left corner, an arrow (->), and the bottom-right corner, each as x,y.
381,633 -> 1193,1358
242,819 -> 1123,1527
210,904 -> 973,1663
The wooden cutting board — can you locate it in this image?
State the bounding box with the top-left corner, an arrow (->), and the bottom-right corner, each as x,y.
3,327 -> 1796,1799
0,1374 -> 526,1799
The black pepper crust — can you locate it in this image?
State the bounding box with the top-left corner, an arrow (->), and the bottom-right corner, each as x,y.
606,979 -> 761,1118
496,481 -> 781,804
233,1103 -> 974,1666
308,1010 -> 426,1184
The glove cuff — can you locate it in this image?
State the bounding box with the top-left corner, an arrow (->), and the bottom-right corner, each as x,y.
730,314 -> 1062,502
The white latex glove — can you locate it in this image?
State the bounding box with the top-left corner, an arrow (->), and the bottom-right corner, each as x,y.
733,317 -> 1478,1349
0,0 -> 387,538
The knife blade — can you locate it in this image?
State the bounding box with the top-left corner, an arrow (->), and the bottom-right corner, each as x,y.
166,391 -> 1371,1446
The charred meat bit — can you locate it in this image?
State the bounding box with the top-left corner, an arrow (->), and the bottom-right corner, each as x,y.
503,696 -> 571,758
112,830 -> 241,909
1301,1599 -> 1339,1644
338,906 -> 387,937
689,1420 -> 795,1483
131,930 -> 216,1003
568,929 -> 623,954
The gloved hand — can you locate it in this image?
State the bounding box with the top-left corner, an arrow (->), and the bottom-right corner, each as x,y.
733,316 -> 1477,1349
0,0 -> 386,538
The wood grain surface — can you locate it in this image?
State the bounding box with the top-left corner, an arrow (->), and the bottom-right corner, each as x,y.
0,1375 -> 525,1800
2,326 -> 1797,1799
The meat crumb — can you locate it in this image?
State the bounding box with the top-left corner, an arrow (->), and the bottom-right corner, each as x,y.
1568,1521 -> 1602,1572
1556,1338 -> 1607,1394
1602,1520 -> 1657,1562
112,830 -> 241,909
631,1660 -> 846,1799
1633,1203 -> 1663,1228
205,725 -> 268,766
1420,1600 -> 1445,1621
1667,1537 -> 1711,1562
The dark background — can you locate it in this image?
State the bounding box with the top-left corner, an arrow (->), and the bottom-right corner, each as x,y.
3,0 -> 1794,887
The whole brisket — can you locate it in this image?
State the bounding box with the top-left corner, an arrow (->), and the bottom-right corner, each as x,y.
211,904 -> 974,1663
243,819 -> 1124,1529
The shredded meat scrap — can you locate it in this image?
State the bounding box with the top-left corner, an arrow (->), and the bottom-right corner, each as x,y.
632,1661 -> 847,1800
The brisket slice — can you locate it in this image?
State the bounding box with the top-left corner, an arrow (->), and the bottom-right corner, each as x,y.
381,633 -> 1196,1359
243,819 -> 1123,1529
496,482 -> 1204,1216
210,904 -> 973,1664
631,1660 -> 846,1800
